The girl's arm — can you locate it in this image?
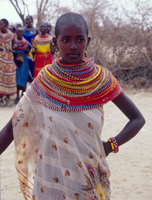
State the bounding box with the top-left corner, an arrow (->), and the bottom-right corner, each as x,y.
103,91 -> 145,156
12,38 -> 16,50
34,28 -> 40,37
25,45 -> 29,54
0,118 -> 14,155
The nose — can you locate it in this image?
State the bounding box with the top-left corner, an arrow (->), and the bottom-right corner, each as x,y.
70,40 -> 77,50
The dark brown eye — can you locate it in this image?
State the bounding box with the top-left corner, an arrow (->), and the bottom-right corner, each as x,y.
77,38 -> 84,42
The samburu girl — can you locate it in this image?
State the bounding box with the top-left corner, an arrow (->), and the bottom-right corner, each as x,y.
0,12 -> 145,200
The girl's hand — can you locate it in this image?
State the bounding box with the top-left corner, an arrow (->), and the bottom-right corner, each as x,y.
13,44 -> 18,50
102,141 -> 112,157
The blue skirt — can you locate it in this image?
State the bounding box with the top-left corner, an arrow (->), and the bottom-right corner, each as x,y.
15,53 -> 29,89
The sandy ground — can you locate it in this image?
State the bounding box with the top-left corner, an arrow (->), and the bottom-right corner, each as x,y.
0,90 -> 152,200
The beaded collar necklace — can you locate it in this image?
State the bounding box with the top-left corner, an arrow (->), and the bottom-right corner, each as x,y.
0,30 -> 14,43
27,57 -> 122,112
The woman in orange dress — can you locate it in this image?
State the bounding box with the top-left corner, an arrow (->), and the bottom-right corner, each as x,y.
0,18 -> 16,106
29,22 -> 53,78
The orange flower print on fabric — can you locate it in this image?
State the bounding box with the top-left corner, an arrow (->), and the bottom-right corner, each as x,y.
18,160 -> 23,164
74,193 -> 80,199
7,76 -> 13,83
12,65 -> 16,71
20,113 -> 24,118
40,187 -> 44,193
22,143 -> 26,148
99,153 -> 102,158
4,64 -> 10,71
83,193 -> 87,197
77,161 -> 82,168
23,122 -> 28,128
35,149 -> 38,154
32,195 -> 35,200
49,116 -> 53,122
88,153 -> 93,159
39,154 -> 43,160
65,170 -> 70,177
75,130 -> 78,134
1,52 -> 6,57
52,144 -> 57,151
88,122 -> 93,129
8,52 -> 13,59
53,177 -> 59,183
1,75 -> 5,82
64,138 -> 68,143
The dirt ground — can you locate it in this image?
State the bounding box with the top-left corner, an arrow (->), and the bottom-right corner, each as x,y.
0,90 -> 152,200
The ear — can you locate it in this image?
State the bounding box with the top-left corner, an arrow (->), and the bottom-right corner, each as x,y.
87,37 -> 91,46
53,37 -> 59,52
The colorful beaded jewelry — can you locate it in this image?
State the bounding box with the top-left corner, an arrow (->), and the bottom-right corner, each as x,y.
27,57 -> 122,112
108,137 -> 119,153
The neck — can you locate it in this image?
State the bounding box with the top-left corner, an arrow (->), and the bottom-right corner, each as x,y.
41,32 -> 47,36
26,25 -> 33,29
17,36 -> 22,40
1,29 -> 8,34
61,59 -> 84,65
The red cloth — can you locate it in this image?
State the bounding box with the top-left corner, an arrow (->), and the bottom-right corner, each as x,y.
34,52 -> 52,78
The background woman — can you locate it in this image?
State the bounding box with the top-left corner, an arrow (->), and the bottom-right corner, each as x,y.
13,27 -> 29,104
0,18 -> 16,106
46,22 -> 55,62
29,22 -> 53,78
23,15 -> 39,82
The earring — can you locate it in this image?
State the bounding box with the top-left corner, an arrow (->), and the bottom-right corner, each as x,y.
84,50 -> 89,57
55,48 -> 60,59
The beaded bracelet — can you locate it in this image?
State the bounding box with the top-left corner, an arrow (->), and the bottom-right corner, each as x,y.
108,137 -> 119,153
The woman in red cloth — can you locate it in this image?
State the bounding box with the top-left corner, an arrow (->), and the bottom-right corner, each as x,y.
0,19 -> 16,106
0,13 -> 145,200
29,22 -> 53,78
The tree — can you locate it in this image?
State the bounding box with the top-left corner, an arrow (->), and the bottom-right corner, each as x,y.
9,0 -> 29,26
9,0 -> 70,28
35,0 -> 71,27
36,0 -> 49,26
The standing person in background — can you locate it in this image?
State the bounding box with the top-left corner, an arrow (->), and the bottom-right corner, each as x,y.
46,22 -> 55,61
13,27 -> 29,104
46,23 -> 53,36
23,15 -> 39,82
29,22 -> 53,78
0,19 -> 16,106
8,26 -> 16,34
16,24 -> 22,29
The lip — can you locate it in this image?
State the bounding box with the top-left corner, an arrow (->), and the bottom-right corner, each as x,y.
68,54 -> 79,58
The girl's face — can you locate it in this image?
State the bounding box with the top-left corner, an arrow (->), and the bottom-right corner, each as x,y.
16,29 -> 24,38
55,24 -> 90,64
40,24 -> 47,35
25,16 -> 32,26
0,21 -> 7,32
47,25 -> 51,33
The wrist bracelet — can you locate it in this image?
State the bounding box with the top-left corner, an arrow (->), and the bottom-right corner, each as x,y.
108,137 -> 119,153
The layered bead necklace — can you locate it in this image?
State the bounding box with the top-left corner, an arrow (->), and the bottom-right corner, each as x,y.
29,57 -> 122,112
